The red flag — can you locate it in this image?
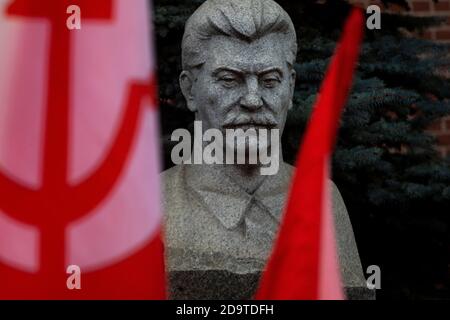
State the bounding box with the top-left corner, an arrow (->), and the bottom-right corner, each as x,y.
0,0 -> 165,299
255,9 -> 364,300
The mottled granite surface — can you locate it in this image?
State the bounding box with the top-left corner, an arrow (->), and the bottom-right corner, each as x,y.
163,164 -> 375,300
162,0 -> 375,300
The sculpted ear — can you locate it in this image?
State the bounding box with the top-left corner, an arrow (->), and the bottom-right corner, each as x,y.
288,69 -> 296,110
179,70 -> 197,112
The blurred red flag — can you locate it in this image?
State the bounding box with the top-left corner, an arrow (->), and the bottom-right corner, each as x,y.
0,0 -> 165,299
255,9 -> 364,300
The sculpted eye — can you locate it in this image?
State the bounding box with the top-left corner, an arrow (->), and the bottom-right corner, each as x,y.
219,76 -> 239,88
262,77 -> 280,88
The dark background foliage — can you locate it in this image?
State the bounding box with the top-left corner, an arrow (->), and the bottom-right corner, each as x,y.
153,0 -> 450,299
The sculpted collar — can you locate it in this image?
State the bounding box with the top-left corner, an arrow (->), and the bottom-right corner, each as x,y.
184,164 -> 293,230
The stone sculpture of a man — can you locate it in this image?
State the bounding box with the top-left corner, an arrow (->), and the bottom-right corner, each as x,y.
162,0 -> 370,299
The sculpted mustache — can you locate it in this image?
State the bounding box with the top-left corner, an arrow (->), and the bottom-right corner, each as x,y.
223,113 -> 278,128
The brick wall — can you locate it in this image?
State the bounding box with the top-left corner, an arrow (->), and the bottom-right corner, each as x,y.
349,0 -> 450,157
410,0 -> 450,42
351,0 -> 450,44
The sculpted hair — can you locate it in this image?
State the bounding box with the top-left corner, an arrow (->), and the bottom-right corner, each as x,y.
181,0 -> 298,70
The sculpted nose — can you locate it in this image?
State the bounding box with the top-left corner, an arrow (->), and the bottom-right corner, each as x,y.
240,77 -> 263,111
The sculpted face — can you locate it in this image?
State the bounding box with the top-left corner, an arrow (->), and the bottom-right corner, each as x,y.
180,33 -> 296,153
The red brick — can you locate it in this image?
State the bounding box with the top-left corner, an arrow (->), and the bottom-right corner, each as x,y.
352,2 -> 366,8
434,1 -> 450,11
411,1 -> 431,11
437,133 -> 450,145
423,30 -> 435,40
369,0 -> 382,6
388,4 -> 405,13
349,0 -> 387,10
436,30 -> 450,40
435,146 -> 447,157
428,120 -> 443,131
445,118 -> 450,130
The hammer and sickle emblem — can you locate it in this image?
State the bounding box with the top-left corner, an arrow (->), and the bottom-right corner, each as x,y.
0,0 -> 161,294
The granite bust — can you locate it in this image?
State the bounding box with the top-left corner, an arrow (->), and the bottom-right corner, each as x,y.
161,0 -> 373,299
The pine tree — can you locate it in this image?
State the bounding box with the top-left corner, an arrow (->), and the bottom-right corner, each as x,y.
153,0 -> 450,299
